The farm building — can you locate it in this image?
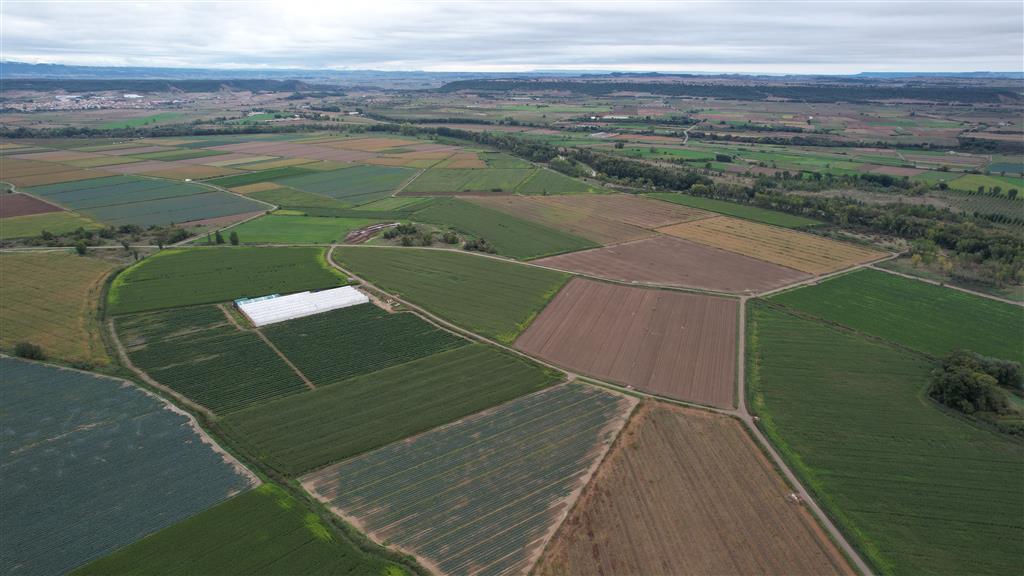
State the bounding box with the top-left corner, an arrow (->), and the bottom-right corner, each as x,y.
236,286 -> 368,326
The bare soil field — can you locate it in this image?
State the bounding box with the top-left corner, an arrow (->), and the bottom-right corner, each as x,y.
536,403 -> 853,576
328,137 -> 418,151
442,152 -> 487,168
658,216 -> 885,275
181,210 -> 266,229
468,195 -> 654,244
177,153 -> 268,166
535,194 -> 714,230
533,235 -> 811,293
17,150 -> 104,162
0,193 -> 63,218
515,278 -> 737,407
100,160 -> 175,174
1,158 -> 107,187
365,150 -> 453,168
100,145 -> 174,156
230,182 -> 284,194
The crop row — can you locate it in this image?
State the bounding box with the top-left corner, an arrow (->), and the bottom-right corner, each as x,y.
222,344 -> 563,475
302,383 -> 634,576
262,303 -> 467,387
117,305 -> 306,413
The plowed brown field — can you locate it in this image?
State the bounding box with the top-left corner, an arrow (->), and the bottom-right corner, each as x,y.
658,216 -> 885,275
536,403 -> 854,576
1,158 -> 107,187
515,278 -> 737,407
533,235 -> 811,293
0,193 -> 63,218
467,195 -> 654,244
536,194 -> 713,229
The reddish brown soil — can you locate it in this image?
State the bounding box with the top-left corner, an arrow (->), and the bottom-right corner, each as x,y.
0,193 -> 64,218
536,403 -> 854,576
515,278 -> 737,408
180,211 -> 266,229
533,235 -> 811,293
99,146 -> 174,156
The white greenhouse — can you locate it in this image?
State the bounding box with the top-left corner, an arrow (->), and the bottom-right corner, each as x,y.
236,286 -> 369,326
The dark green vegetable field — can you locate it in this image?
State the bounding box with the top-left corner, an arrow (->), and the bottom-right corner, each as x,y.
73,484 -> 404,576
223,344 -> 562,474
770,269 -> 1024,362
332,246 -> 569,343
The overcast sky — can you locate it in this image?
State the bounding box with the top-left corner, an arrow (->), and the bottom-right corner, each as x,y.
2,1 -> 1022,74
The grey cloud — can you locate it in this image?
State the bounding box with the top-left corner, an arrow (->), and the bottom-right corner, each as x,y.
1,1 -> 1021,73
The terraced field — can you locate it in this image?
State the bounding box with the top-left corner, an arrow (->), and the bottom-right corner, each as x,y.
747,303 -> 1024,575
302,383 -> 636,576
73,484 -> 404,576
412,197 -> 598,259
771,268 -> 1024,362
108,247 -> 344,314
659,216 -> 885,274
2,358 -> 256,575
223,344 -> 562,474
116,305 -> 307,413
261,304 -> 467,386
0,252 -> 115,364
332,246 -> 569,343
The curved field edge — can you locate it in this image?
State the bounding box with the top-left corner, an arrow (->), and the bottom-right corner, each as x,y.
331,246 -> 570,344
745,301 -> 1024,576
106,246 -> 347,315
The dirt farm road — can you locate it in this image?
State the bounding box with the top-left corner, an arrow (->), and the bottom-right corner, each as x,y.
328,244 -> 878,576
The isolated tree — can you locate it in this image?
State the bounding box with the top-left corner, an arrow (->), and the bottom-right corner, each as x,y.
229,231 -> 239,245
120,239 -> 131,252
74,241 -> 87,256
215,230 -> 225,244
14,342 -> 45,360
1009,189 -> 1019,200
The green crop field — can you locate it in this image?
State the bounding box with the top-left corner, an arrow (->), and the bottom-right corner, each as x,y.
354,196 -> 434,211
116,305 -> 307,413
0,211 -> 102,239
229,215 -> 383,244
332,247 -> 570,343
646,192 -> 822,228
273,165 -> 416,204
514,169 -> 601,194
948,173 -> 1024,195
301,383 -> 633,576
73,484 -> 404,576
223,344 -> 562,474
108,247 -> 344,315
413,197 -> 597,259
2,358 -> 254,575
132,148 -> 226,161
262,304 -> 467,387
747,303 -> 1024,576
209,166 -> 316,188
247,187 -> 352,211
403,167 -> 536,193
770,269 -> 1024,362
100,112 -> 184,129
